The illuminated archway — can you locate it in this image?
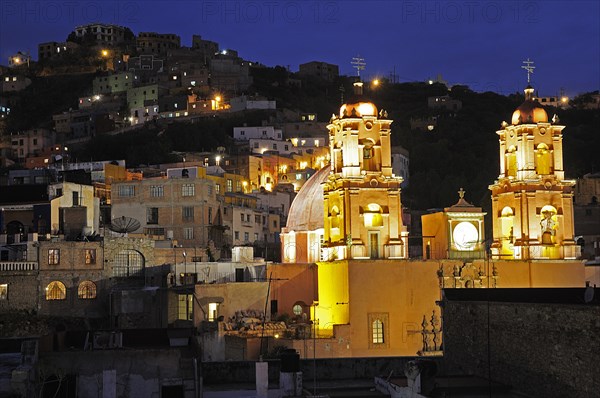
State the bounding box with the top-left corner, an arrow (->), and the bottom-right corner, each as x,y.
540,205 -> 558,245
535,143 -> 552,175
505,146 -> 517,178
364,203 -> 383,228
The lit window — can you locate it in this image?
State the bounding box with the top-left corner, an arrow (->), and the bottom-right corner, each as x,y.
85,249 -> 96,265
0,284 -> 7,300
208,302 -> 218,321
182,184 -> 195,197
46,281 -> 66,300
372,319 -> 384,344
78,281 -> 97,299
178,294 -> 193,320
292,304 -> 302,316
48,249 -> 60,265
226,179 -> 233,192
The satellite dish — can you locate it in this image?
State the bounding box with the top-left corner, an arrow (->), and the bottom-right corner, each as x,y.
108,216 -> 140,233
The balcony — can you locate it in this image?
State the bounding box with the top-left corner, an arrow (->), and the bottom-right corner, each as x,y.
0,262 -> 38,272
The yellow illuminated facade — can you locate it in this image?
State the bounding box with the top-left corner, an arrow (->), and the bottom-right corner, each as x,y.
323,82 -> 408,260
489,85 -> 579,260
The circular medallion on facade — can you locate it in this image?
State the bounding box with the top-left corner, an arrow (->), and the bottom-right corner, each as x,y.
365,121 -> 373,130
370,178 -> 379,187
539,127 -> 546,135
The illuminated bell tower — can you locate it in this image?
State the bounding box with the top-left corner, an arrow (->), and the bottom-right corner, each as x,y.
489,84 -> 579,260
322,82 -> 408,260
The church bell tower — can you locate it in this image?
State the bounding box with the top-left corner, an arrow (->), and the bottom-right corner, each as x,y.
322,82 -> 408,260
489,65 -> 579,260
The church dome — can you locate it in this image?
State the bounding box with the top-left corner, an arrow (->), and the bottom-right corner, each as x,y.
285,167 -> 330,232
511,85 -> 548,125
339,102 -> 378,118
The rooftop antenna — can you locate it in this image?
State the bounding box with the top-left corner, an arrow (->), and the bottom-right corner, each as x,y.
521,58 -> 535,84
351,54 -> 366,77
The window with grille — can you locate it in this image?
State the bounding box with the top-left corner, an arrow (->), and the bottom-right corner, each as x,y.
48,249 -> 60,265
150,185 -> 164,197
118,185 -> 135,197
113,250 -> 144,277
182,184 -> 195,197
372,319 -> 384,344
78,281 -> 97,299
46,281 -> 66,300
182,206 -> 194,221
368,313 -> 389,348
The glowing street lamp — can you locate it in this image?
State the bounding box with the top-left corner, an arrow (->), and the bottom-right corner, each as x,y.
101,49 -> 109,57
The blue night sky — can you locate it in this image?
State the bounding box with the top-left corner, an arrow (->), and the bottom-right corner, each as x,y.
0,0 -> 598,97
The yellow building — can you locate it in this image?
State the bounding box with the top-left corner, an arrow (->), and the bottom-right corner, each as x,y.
489,85 -> 579,260
421,189 -> 486,260
281,82 -> 408,263
274,79 -> 585,358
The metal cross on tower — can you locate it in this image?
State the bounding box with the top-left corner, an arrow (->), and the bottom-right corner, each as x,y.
351,55 -> 366,77
521,58 -> 535,84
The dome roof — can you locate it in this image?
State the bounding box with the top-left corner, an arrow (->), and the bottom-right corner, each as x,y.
511,85 -> 548,125
285,167 -> 330,232
339,102 -> 378,118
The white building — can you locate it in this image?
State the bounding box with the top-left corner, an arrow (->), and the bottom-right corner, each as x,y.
74,23 -> 127,46
248,139 -> 294,155
230,95 -> 276,113
233,126 -> 282,141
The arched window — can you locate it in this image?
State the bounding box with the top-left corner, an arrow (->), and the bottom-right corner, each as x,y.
113,250 -> 145,277
330,205 -> 341,230
364,203 -> 383,227
540,205 -> 558,245
78,281 -> 97,299
505,146 -> 517,178
372,319 -> 384,344
46,281 -> 66,300
535,143 -> 552,175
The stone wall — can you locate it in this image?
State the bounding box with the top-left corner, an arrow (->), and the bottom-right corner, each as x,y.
0,273 -> 38,313
442,289 -> 600,398
202,356 -> 442,384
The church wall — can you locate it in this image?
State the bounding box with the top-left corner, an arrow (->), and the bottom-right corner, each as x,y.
421,212 -> 447,259
487,260 -> 585,288
316,260 -> 349,327
267,263 -> 316,319
347,260 -> 441,357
